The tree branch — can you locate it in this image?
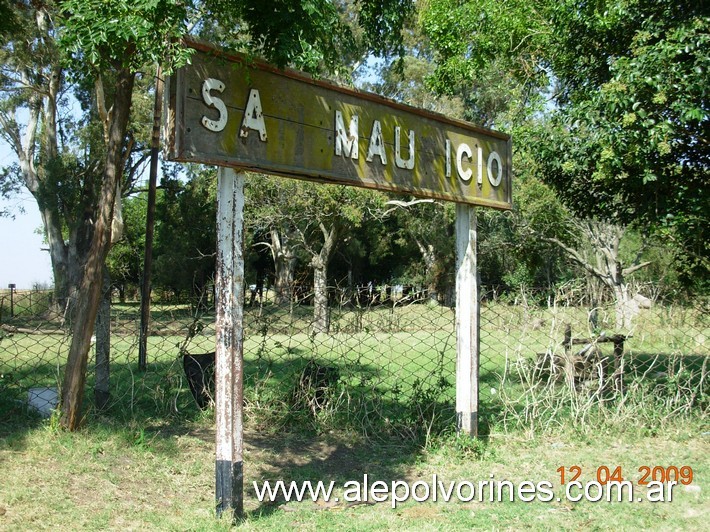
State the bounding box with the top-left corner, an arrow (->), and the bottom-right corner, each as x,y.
378,198 -> 436,218
0,111 -> 22,156
622,261 -> 652,277
542,236 -> 612,284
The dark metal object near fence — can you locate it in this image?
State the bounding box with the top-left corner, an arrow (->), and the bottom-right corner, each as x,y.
183,352 -> 216,409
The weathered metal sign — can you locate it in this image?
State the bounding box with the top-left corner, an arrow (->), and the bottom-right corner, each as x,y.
165,41 -> 512,208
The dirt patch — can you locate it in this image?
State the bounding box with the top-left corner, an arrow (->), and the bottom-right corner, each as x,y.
185,426 -> 420,486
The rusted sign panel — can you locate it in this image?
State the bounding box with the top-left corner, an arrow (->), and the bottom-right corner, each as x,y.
166,42 -> 512,208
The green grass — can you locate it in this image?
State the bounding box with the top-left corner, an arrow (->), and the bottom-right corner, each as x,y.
0,412 -> 706,529
0,300 -> 707,529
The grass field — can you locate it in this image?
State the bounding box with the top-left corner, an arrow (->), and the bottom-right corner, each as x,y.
0,300 -> 707,529
0,410 -> 707,529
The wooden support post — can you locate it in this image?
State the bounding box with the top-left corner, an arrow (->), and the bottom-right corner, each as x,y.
138,66 -> 163,372
455,204 -> 479,438
215,167 -> 245,521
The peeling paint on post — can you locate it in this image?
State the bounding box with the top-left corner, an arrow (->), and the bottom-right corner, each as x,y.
455,205 -> 479,437
215,167 -> 245,520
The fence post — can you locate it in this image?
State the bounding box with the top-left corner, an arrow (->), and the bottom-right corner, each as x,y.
215,167 -> 245,520
455,205 -> 479,438
94,268 -> 111,409
138,65 -> 164,372
8,284 -> 15,318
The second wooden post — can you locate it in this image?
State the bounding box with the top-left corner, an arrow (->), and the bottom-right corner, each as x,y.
455,204 -> 480,437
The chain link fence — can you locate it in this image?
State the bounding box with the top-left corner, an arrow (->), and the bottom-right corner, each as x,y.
1,284 -> 707,438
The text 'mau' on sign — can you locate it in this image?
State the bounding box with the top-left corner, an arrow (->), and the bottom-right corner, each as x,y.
165,41 -> 512,209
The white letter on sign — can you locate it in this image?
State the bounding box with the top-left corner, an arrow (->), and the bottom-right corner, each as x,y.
394,127 -> 415,170
201,78 -> 227,132
477,145 -> 483,185
240,89 -> 267,141
456,142 -> 473,183
335,110 -> 359,159
487,151 -> 502,186
366,120 -> 387,165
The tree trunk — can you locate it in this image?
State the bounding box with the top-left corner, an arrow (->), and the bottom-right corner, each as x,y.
310,223 -> 338,334
613,283 -> 633,331
40,207 -> 71,306
312,257 -> 329,334
60,69 -> 135,431
544,219 -> 650,334
94,267 -> 111,410
416,239 -> 439,302
271,228 -> 296,304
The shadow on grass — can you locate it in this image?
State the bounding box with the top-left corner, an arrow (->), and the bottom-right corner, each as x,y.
626,352 -> 708,377
1,346 -> 458,447
243,431 -> 426,519
1,348 -> 465,523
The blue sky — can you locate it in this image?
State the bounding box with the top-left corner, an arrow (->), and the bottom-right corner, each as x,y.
0,144 -> 53,289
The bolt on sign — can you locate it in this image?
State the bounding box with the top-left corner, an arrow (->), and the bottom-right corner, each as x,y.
165,42 -> 512,209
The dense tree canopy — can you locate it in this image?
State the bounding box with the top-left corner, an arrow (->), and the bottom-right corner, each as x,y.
420,0 -> 709,280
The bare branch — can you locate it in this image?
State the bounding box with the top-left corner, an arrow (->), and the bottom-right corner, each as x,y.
252,241 -> 274,253
542,236 -> 612,285
190,249 -> 216,260
622,261 -> 652,277
374,198 -> 437,218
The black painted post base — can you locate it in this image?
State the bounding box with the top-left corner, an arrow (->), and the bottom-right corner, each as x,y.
216,460 -> 244,521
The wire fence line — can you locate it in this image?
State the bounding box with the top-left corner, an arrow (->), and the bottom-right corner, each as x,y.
1,284 -> 707,437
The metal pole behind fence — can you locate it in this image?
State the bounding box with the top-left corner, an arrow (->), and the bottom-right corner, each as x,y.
8,284 -> 15,318
138,66 -> 164,371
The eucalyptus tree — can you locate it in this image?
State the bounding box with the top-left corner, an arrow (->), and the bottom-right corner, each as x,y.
0,2 -> 74,309
246,174 -> 303,305
36,0 -> 412,429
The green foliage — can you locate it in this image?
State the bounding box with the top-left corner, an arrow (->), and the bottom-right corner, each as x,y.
59,0 -> 193,74
198,0 -> 412,75
539,5 -> 709,278
153,167 -> 217,298
420,0 -> 709,287
228,0 -> 353,73
357,0 -> 415,59
420,0 -> 550,100
0,0 -> 20,42
106,192 -> 147,295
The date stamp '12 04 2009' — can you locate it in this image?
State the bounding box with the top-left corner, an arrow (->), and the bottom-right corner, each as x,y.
556,465 -> 695,503
557,465 -> 694,486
